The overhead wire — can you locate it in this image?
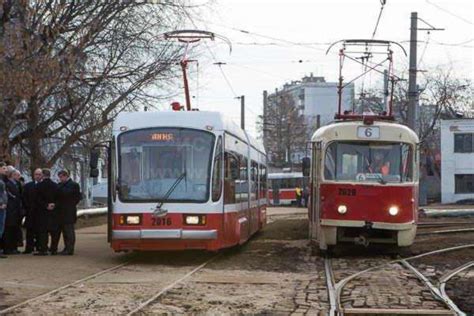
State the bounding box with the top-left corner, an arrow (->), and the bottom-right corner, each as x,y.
418,31 -> 431,68
192,17 -> 327,52
426,0 -> 473,25
181,6 -> 263,125
181,6 -> 239,98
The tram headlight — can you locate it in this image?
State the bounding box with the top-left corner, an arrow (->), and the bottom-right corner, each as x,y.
184,215 -> 206,225
125,215 -> 141,225
389,206 -> 399,216
337,205 -> 348,214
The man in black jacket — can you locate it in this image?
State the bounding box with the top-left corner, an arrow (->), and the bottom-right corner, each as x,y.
56,170 -> 81,255
35,168 -> 58,256
22,168 -> 43,254
4,166 -> 22,254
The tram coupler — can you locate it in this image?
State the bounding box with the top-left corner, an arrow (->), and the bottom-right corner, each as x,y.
354,235 -> 370,247
364,221 -> 373,229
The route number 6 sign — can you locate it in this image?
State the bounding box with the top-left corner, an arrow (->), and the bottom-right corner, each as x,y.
357,126 -> 380,139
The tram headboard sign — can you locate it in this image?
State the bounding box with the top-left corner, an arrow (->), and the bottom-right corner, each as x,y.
357,126 -> 380,139
151,133 -> 175,141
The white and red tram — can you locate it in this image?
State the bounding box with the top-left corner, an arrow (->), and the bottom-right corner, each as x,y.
92,111 -> 268,251
268,172 -> 304,206
304,118 -> 419,251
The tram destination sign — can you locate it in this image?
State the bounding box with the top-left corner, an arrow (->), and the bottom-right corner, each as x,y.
357,126 -> 380,139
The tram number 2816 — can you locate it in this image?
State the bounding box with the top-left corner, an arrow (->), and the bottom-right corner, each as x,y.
152,217 -> 172,226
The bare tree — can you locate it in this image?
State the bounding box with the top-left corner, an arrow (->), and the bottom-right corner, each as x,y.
259,91 -> 306,167
391,68 -> 473,178
0,0 -> 191,172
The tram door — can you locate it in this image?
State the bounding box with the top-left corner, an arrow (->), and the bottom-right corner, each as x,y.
309,142 -> 322,239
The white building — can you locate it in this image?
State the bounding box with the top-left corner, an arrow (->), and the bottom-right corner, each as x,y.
264,75 -> 354,163
273,74 -> 355,129
440,119 -> 474,204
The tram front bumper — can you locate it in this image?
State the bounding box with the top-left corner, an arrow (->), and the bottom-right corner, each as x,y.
320,219 -> 415,230
112,229 -> 218,240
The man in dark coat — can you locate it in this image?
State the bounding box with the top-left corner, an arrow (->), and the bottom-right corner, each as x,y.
35,168 -> 59,256
56,170 -> 82,255
4,166 -> 22,254
22,168 -> 43,254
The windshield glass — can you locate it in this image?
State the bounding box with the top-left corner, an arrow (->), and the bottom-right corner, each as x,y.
118,128 -> 215,202
324,141 -> 414,183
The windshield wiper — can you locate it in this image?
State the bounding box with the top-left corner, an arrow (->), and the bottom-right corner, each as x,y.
374,173 -> 387,185
155,172 -> 186,209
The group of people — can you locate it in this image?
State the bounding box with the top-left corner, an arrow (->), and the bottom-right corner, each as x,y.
0,162 -> 82,258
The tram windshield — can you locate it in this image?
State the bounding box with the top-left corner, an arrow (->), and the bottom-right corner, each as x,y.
324,141 -> 414,183
118,128 -> 215,202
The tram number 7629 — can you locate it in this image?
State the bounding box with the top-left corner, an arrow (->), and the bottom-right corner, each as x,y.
152,217 -> 172,226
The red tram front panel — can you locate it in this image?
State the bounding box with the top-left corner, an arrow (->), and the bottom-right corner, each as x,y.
319,183 -> 417,224
110,205 -> 267,252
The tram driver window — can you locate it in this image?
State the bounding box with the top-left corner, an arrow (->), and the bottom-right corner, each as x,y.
324,142 -> 414,183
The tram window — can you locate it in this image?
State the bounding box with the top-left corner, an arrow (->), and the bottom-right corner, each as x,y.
224,152 -> 238,204
118,128 -> 214,202
260,165 -> 267,199
324,142 -> 414,183
251,160 -> 258,201
237,156 -> 248,202
212,137 -> 223,202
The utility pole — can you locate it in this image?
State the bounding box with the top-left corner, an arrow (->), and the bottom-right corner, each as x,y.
407,12 -> 418,130
240,95 -> 245,130
407,12 -> 444,130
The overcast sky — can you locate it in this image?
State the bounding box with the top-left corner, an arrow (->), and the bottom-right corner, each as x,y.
160,0 -> 473,137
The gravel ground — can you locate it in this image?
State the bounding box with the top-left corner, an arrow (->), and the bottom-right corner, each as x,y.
445,267 -> 474,314
3,211 -> 474,315
140,219 -> 329,315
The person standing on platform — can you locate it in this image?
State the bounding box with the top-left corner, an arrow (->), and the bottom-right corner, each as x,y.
35,168 -> 58,256
22,168 -> 43,254
56,170 -> 81,255
0,162 -> 8,258
3,167 -> 22,254
12,170 -> 24,248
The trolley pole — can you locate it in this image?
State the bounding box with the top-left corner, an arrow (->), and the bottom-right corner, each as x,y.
240,95 -> 245,130
407,12 -> 418,131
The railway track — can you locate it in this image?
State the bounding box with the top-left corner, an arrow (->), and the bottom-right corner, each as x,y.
324,244 -> 474,316
0,253 -> 219,315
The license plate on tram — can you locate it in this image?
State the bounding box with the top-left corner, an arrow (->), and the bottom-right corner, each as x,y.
151,217 -> 172,226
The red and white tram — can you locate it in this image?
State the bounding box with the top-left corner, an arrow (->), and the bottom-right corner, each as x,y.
92,111 -> 268,251
304,39 -> 420,251
268,172 -> 304,206
304,118 -> 419,251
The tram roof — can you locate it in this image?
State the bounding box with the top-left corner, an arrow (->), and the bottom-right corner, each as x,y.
311,120 -> 419,144
113,111 -> 265,153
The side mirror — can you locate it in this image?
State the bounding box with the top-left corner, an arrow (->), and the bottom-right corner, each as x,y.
302,157 -> 311,177
90,149 -> 100,178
